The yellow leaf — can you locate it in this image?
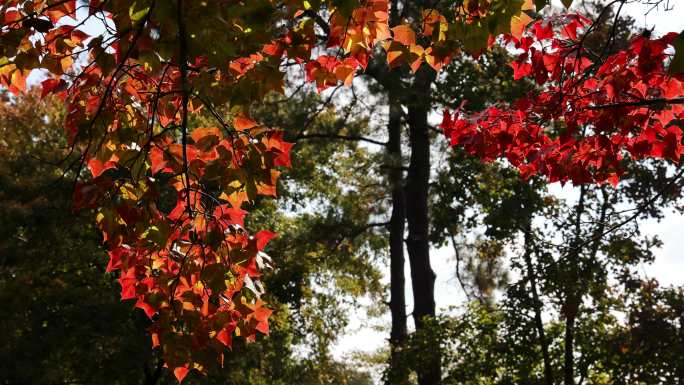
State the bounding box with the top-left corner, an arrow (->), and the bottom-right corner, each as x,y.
510,12 -> 533,39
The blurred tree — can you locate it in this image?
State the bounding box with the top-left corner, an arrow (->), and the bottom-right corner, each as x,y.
0,90 -> 159,385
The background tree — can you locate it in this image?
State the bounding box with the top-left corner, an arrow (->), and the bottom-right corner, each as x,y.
0,90 -> 161,385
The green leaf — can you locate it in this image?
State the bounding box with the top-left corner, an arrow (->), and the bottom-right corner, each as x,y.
670,32 -> 684,75
535,0 -> 549,10
129,2 -> 150,23
201,264 -> 228,293
145,223 -> 170,247
331,0 -> 361,19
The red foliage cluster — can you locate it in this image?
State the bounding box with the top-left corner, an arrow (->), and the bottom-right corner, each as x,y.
77,119 -> 287,380
1,1 -> 293,379
442,15 -> 684,185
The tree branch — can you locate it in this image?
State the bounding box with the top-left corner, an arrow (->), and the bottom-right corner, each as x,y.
302,9 -> 330,38
177,0 -> 193,217
296,133 -> 387,146
587,97 -> 684,110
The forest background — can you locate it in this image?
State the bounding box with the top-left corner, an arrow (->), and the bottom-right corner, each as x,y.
1,1 -> 684,385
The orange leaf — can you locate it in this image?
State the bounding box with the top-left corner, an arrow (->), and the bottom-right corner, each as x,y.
150,147 -> 171,175
392,25 -> 416,46
510,12 -> 533,40
190,126 -> 222,146
151,332 -> 160,348
173,367 -> 189,383
384,41 -> 406,68
217,329 -> 232,347
425,47 -> 452,72
88,158 -> 113,178
334,58 -> 358,86
234,116 -> 257,131
3,10 -> 22,25
9,69 -> 27,95
408,44 -> 425,73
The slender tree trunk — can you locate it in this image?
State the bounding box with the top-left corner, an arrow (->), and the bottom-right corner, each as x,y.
386,2 -> 409,381
564,185 -> 586,385
405,65 -> 439,385
564,314 -> 576,385
387,81 -> 409,385
364,34 -> 410,384
523,224 -> 554,385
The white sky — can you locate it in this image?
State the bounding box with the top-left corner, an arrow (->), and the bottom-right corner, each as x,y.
333,0 -> 684,368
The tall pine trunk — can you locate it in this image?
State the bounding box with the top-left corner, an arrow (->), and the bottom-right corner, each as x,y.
564,185 -> 586,385
405,65 -> 439,385
387,82 -> 409,385
523,223 -> 554,385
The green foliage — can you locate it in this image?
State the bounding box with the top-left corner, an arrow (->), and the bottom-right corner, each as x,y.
0,91 -> 156,385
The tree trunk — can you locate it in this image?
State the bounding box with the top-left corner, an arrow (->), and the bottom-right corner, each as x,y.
564,185 -> 586,385
523,224 -> 554,385
564,315 -> 576,385
405,65 -> 439,385
387,80 -> 409,385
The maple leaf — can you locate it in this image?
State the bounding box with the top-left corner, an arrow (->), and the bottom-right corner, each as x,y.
87,158 -> 118,178
173,366 -> 190,383
233,115 -> 258,131
40,78 -> 67,98
510,12 -> 533,40
392,25 -> 416,46
510,60 -> 533,80
255,230 -> 276,251
444,11 -> 684,185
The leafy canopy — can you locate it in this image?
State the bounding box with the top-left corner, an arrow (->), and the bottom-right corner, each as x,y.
1,0 -> 683,381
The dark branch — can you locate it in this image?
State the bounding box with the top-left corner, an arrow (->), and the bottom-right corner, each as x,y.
302,10 -> 331,38
587,97 -> 684,110
177,0 -> 193,217
296,133 -> 387,146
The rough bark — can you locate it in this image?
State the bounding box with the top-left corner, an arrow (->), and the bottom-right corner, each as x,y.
387,85 -> 409,385
405,65 -> 439,385
564,185 -> 586,385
